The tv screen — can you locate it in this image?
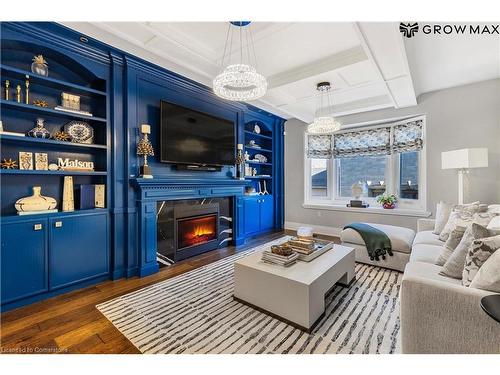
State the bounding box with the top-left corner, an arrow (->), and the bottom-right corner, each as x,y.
160,101 -> 235,166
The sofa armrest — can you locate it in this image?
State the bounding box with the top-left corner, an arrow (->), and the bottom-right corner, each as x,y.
400,274 -> 500,353
417,218 -> 435,232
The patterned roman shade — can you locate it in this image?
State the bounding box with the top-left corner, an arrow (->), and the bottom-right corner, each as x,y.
392,119 -> 423,153
333,127 -> 391,158
307,134 -> 332,159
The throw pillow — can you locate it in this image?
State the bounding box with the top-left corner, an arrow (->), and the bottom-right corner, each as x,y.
470,249 -> 500,293
438,202 -> 480,242
462,234 -> 500,286
435,226 -> 466,266
487,216 -> 500,231
439,223 -> 492,279
433,201 -> 454,235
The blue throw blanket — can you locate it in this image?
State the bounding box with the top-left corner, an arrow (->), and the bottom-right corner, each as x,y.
344,223 -> 393,261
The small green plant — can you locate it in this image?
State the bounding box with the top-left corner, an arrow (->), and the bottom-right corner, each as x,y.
376,193 -> 397,208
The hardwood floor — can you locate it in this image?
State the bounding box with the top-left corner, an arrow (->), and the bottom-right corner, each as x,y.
0,232 -> 291,354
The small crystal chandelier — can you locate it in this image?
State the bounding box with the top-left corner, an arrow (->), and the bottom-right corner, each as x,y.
307,82 -> 341,134
213,21 -> 267,102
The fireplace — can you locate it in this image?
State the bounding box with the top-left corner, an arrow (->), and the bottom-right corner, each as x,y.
173,203 -> 220,261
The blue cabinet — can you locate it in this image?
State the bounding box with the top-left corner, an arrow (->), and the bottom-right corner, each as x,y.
243,195 -> 274,236
1,219 -> 48,304
49,212 -> 109,289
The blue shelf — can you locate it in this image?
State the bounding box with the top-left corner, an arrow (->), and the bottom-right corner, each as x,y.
0,169 -> 107,176
246,161 -> 272,166
245,176 -> 272,180
1,208 -> 109,222
0,133 -> 108,150
245,146 -> 273,153
244,130 -> 272,140
0,64 -> 107,96
0,100 -> 107,123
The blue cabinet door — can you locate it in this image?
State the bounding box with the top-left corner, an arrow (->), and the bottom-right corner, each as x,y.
49,213 -> 109,290
260,195 -> 274,231
1,219 -> 48,304
243,197 -> 261,235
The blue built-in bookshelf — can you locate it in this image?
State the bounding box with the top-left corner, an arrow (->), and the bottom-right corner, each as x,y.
0,22 -> 285,312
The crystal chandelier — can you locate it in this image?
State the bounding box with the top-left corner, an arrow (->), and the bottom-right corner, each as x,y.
307,82 -> 341,134
213,21 -> 267,102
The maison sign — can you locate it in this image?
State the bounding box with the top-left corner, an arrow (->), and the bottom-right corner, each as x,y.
57,158 -> 94,171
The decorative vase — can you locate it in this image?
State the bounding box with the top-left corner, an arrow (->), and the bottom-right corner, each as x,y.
15,186 -> 57,213
31,55 -> 49,77
27,118 -> 51,139
383,202 -> 396,209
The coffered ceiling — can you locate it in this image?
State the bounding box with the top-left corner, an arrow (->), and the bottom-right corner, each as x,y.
62,22 -> 418,122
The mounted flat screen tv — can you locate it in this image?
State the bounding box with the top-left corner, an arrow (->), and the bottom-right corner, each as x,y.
160,100 -> 236,167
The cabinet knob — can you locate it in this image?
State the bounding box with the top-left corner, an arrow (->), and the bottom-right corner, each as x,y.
34,224 -> 42,231
55,221 -> 63,228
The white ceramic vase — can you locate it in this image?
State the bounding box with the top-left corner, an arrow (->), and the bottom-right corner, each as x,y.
15,186 -> 57,213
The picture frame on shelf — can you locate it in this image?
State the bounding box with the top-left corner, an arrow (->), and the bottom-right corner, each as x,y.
35,153 -> 48,171
19,151 -> 33,170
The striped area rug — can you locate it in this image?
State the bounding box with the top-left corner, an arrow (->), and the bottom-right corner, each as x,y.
97,237 -> 402,354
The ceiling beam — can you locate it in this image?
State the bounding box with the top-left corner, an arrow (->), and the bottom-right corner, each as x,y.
267,45 -> 368,89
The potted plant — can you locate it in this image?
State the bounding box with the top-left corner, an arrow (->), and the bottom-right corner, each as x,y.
377,193 -> 397,209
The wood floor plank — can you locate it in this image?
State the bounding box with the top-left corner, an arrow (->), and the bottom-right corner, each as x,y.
0,231 -> 310,354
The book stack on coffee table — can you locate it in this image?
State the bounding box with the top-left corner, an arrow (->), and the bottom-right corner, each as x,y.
261,250 -> 298,267
288,238 -> 335,262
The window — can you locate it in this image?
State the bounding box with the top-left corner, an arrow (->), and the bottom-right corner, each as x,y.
337,155 -> 387,198
310,159 -> 328,197
305,116 -> 426,212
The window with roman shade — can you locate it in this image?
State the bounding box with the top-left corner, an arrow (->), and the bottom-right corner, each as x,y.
333,127 -> 391,158
392,119 -> 423,153
306,134 -> 332,159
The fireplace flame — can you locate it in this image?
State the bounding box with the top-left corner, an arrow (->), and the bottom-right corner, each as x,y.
178,215 -> 217,249
192,223 -> 215,238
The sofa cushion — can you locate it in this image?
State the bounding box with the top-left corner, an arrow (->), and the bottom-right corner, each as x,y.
433,201 -> 454,235
341,222 -> 415,254
470,249 -> 500,292
404,261 -> 463,286
463,234 -> 500,286
410,244 -> 443,264
413,230 -> 445,247
435,226 -> 467,266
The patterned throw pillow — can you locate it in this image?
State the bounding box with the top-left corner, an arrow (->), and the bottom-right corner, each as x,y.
470,250 -> 500,292
462,234 -> 500,286
435,226 -> 466,266
438,202 -> 480,241
433,201 -> 454,235
439,223 -> 493,279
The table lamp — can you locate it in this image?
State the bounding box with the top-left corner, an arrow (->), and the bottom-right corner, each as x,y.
137,124 -> 154,179
441,148 -> 488,204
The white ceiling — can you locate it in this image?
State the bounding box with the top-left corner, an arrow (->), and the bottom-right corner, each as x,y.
61,22 -> 499,122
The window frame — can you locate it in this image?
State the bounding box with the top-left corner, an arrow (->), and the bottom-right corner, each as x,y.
304,115 -> 427,213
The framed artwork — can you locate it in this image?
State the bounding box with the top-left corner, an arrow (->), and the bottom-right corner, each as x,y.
19,152 -> 33,170
35,153 -> 48,170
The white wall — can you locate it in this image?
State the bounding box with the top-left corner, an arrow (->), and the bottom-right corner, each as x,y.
284,79 -> 500,232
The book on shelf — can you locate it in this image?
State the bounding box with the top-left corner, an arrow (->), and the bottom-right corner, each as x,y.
0,130 -> 25,137
18,209 -> 58,216
54,106 -> 93,117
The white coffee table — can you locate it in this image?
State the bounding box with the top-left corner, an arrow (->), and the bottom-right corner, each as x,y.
233,244 -> 355,332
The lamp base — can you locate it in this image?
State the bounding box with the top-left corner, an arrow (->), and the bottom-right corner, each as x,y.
140,165 -> 153,179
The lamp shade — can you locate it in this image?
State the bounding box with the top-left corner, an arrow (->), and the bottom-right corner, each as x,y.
441,148 -> 488,169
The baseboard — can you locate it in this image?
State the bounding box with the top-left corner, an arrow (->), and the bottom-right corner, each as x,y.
284,221 -> 342,237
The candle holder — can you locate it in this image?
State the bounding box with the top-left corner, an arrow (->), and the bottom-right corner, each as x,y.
235,143 -> 245,180
137,124 -> 154,179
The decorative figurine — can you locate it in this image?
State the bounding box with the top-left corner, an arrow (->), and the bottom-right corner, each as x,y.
62,176 -> 75,212
25,75 -> 30,104
16,85 -> 21,103
32,99 -> 49,107
137,124 -> 154,179
244,151 -> 250,161
4,80 -> 10,100
19,152 -> 33,170
31,55 -> 49,77
254,123 -> 261,134
1,158 -> 18,169
35,153 -> 48,171
27,118 -> 51,139
64,121 -> 93,144
235,143 -> 245,180
252,167 -> 257,176
15,186 -> 57,214
52,130 -> 71,142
